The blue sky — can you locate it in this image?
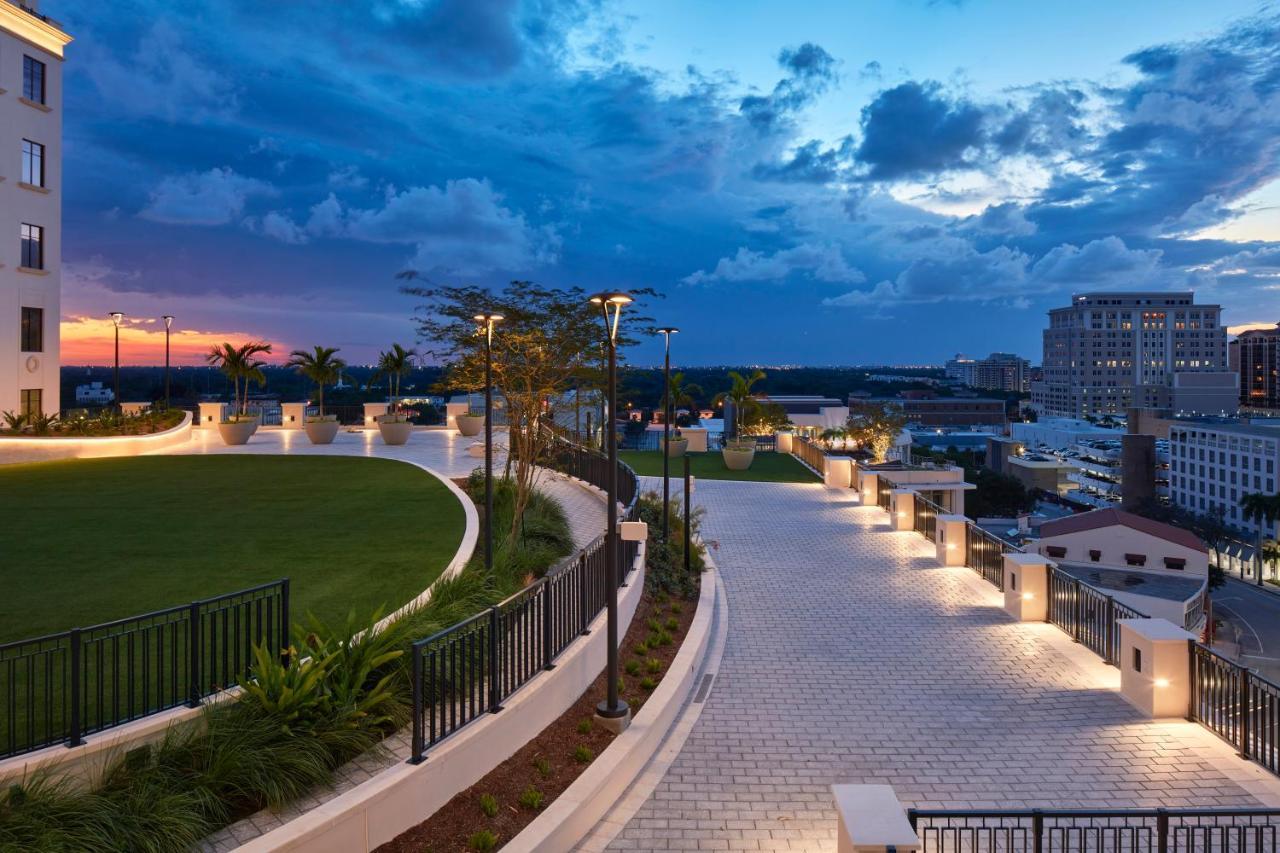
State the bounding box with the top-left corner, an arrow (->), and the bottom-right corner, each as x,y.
53,0 -> 1280,365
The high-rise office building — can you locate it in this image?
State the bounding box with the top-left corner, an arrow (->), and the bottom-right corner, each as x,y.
1231,324 -> 1280,414
1030,292 -> 1238,418
1,1 -> 70,417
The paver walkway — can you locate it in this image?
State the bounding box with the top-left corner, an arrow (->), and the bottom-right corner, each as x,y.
158,428 -> 607,851
605,478 -> 1278,852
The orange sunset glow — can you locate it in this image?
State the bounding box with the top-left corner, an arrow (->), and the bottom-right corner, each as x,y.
59,315 -> 288,366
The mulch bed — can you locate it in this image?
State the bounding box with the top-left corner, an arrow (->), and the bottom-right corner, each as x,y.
376,578 -> 699,852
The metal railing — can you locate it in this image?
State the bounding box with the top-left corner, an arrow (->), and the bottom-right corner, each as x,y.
914,494 -> 943,543
1191,644 -> 1280,775
408,432 -> 640,764
909,807 -> 1280,853
1046,566 -> 1147,665
0,580 -> 288,759
877,476 -> 893,510
965,524 -> 1011,590
792,436 -> 828,474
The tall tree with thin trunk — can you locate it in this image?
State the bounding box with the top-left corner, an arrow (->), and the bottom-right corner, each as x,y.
1241,491 -> 1280,586
287,346 -> 346,417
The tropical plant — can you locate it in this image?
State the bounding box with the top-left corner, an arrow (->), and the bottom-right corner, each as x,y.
286,346 -> 346,418
370,343 -> 417,415
819,427 -> 848,450
205,341 -> 272,417
846,401 -> 908,462
1,410 -> 28,432
1240,492 -> 1280,586
664,371 -> 703,426
712,369 -> 764,440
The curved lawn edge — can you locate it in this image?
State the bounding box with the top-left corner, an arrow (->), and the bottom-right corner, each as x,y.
0,456 -> 477,788
0,410 -> 193,466
503,552 -> 720,853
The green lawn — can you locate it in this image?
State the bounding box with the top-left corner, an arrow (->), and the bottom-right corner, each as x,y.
619,450 -> 819,483
0,456 -> 467,642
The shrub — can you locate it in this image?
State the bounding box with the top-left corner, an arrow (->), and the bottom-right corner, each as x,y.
668,602 -> 683,616
646,658 -> 662,674
634,640 -> 649,655
640,676 -> 657,691
576,719 -> 592,735
469,829 -> 499,852
533,757 -> 552,778
518,786 -> 545,811
637,493 -> 706,600
573,745 -> 594,764
664,616 -> 679,631
478,793 -> 498,818
656,631 -> 673,647
625,659 -> 641,676
646,617 -> 663,632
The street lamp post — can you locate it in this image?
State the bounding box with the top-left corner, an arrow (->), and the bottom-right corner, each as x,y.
474,313 -> 504,574
109,312 -> 124,410
589,290 -> 632,728
162,315 -> 174,409
657,327 -> 679,542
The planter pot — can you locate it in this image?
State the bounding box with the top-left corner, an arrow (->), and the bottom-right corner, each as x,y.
456,414 -> 484,437
217,420 -> 256,446
377,417 -> 414,446
721,445 -> 755,471
303,417 -> 340,445
664,437 -> 688,458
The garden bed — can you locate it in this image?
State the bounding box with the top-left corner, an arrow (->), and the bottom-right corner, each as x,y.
0,407 -> 185,437
376,580 -> 698,853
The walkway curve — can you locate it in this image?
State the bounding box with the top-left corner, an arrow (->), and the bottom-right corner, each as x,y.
604,478 -> 1280,852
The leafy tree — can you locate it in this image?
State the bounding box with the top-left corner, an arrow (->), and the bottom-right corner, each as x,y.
286,346 -> 346,417
205,341 -> 272,417
403,278 -> 652,541
846,401 -> 908,462
1240,492 -> 1280,585
964,469 -> 1036,519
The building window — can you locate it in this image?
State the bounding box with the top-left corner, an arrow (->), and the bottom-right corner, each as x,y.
21,140 -> 44,187
20,224 -> 43,269
20,307 -> 42,352
20,389 -> 42,418
23,56 -> 46,105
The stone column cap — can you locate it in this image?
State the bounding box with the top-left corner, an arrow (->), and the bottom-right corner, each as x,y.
832,784 -> 921,851
937,514 -> 968,523
1005,552 -> 1051,567
1118,618 -> 1196,642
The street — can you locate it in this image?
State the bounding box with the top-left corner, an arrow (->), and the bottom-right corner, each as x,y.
1212,577 -> 1280,684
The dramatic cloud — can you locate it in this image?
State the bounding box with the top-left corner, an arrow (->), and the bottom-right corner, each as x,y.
739,42 -> 837,131
139,168 -> 277,226
684,243 -> 864,285
854,82 -> 987,179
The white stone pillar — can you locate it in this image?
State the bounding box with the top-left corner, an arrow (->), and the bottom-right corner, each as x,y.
1118,619 -> 1194,719
682,427 -> 708,452
776,430 -> 794,453
832,784 -> 920,853
860,472 -> 878,506
363,402 -> 389,427
890,489 -> 915,531
1003,553 -> 1051,621
197,402 -> 225,427
825,456 -> 852,489
935,514 -> 968,567
281,402 -> 307,429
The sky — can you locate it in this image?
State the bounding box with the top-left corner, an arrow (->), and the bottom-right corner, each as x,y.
51,0 -> 1280,366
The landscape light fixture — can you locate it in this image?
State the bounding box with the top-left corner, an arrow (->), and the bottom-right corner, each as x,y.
109,312 -> 124,410
474,313 -> 504,574
657,327 -> 679,544
162,315 -> 174,409
588,289 -> 632,727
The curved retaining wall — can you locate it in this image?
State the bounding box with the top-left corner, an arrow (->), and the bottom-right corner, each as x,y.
237,546 -> 647,853
0,411 -> 194,465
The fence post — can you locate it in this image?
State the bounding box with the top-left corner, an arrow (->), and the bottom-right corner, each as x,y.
542,579 -> 555,671
1105,595 -> 1116,664
67,628 -> 82,748
1071,579 -> 1083,643
1032,809 -> 1044,853
579,554 -> 591,636
409,645 -> 425,764
187,602 -> 201,708
1156,808 -> 1169,853
1239,666 -> 1251,759
488,606 -> 502,713
279,578 -> 291,655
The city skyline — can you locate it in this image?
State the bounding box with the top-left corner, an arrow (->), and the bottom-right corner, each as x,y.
48,0 -> 1280,365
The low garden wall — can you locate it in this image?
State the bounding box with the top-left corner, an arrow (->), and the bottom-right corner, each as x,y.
0,411 -> 193,465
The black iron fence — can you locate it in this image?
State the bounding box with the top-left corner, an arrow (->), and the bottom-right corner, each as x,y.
877,476 -> 892,511
0,580 -> 288,759
909,807 -> 1280,853
792,436 -> 828,474
965,524 -> 1011,590
1191,644 -> 1280,775
408,432 -> 640,763
914,494 -> 943,543
1046,566 -> 1147,666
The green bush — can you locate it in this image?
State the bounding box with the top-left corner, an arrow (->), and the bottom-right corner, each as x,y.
640,676 -> 657,691
469,829 -> 499,852
645,658 -> 662,674
625,659 -> 641,676
576,718 -> 592,735
637,493 -> 706,600
533,757 -> 552,778
518,786 -> 545,811
573,745 -> 594,764
478,793 -> 498,818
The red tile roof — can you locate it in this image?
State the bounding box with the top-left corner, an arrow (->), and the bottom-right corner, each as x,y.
1038,508 -> 1207,553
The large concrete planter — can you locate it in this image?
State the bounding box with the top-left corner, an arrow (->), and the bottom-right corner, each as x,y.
377,416 -> 413,446
722,444 -> 755,470
456,414 -> 484,437
303,416 -> 340,445
217,420 -> 256,446
664,436 -> 688,458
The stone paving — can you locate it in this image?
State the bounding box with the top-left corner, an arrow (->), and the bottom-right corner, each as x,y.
605,478 -> 1277,852
159,427 -> 608,851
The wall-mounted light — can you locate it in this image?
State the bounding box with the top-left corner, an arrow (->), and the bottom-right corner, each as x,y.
1022,592 -> 1034,601
1154,677 -> 1170,689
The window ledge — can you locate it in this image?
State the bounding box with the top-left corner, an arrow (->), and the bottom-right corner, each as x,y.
19,97 -> 51,113
17,266 -> 49,276
17,182 -> 49,194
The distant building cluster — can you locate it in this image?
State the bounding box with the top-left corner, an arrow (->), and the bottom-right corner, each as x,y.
944,352 -> 1030,393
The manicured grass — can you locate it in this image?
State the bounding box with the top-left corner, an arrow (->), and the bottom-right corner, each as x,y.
0,455 -> 466,642
619,450 -> 819,483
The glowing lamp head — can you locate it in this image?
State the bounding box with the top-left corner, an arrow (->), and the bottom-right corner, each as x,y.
588,291 -> 633,307
163,314 -> 174,329
109,311 -> 124,326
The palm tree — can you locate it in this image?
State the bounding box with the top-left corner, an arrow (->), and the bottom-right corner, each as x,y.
287,346 -> 346,417
665,372 -> 703,426
819,427 -> 848,450
1240,491 -> 1280,586
371,343 -> 417,415
712,369 -> 765,439
206,341 -> 272,416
